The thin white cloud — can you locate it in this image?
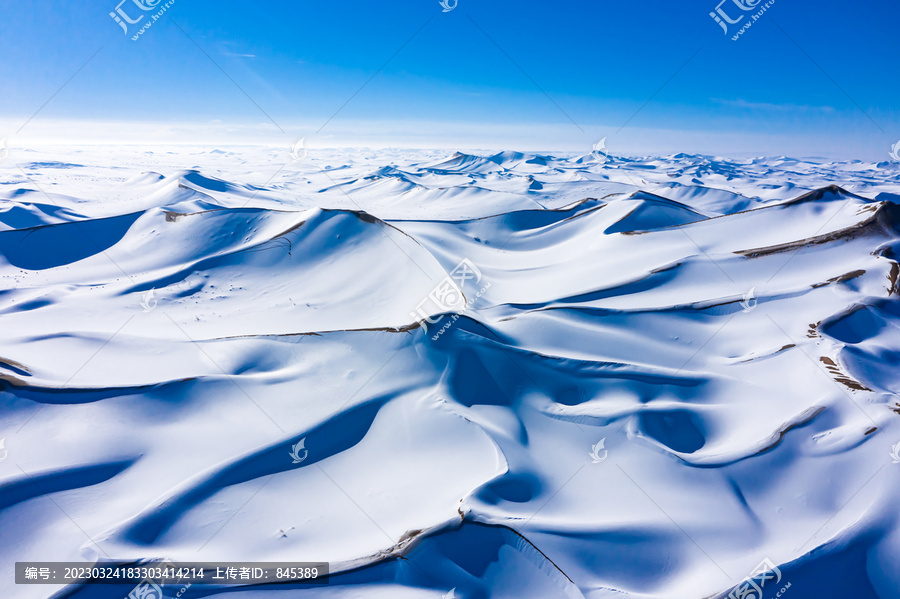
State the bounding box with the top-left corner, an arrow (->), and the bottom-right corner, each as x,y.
711,98 -> 836,113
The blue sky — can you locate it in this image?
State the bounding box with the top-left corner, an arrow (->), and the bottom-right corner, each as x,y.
0,0 -> 897,157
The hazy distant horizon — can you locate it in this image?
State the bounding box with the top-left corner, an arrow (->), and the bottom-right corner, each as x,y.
1,1 -> 897,161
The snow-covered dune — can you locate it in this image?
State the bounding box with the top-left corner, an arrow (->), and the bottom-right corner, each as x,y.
1,147 -> 900,599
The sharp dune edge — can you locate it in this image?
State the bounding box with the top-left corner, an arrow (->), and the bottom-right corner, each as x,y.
1,146 -> 900,599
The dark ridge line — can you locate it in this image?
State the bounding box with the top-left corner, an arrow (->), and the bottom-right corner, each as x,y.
811,269 -> 867,288
338,519 -> 578,590
778,184 -> 867,207
673,405 -> 827,470
318,207 -> 437,257
161,204 -> 304,221
203,323 -> 422,342
500,524 -> 577,586
736,201 -> 898,258
735,344 -> 795,364
887,261 -> 899,295
820,356 -> 872,392
0,356 -> 31,376
230,217 -> 309,257
0,376 -> 197,393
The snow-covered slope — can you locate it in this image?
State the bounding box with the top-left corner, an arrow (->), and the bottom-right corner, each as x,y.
1,146 -> 900,599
